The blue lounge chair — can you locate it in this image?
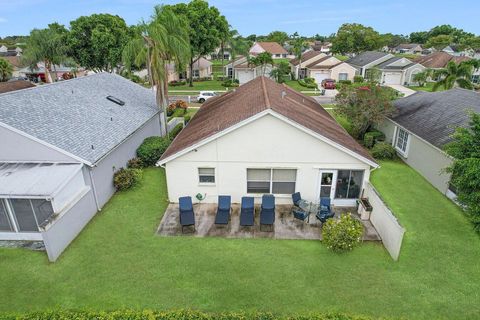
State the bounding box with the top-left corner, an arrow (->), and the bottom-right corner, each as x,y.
316,197 -> 335,223
260,194 -> 275,231
292,192 -> 302,207
215,195 -> 231,225
292,207 -> 310,223
240,196 -> 255,226
179,196 -> 195,232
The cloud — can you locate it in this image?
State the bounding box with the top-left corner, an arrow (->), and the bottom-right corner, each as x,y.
0,17 -> 7,23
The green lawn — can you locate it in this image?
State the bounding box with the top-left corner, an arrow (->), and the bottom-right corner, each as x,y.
167,108 -> 198,121
283,80 -> 321,96
408,82 -> 445,92
1,161 -> 479,318
169,80 -> 228,92
334,54 -> 349,61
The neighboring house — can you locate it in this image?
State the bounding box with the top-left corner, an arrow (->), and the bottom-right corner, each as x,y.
249,42 -> 289,59
224,56 -> 273,84
303,56 -> 357,84
289,51 -> 327,79
0,46 -> 22,57
377,88 -> 480,198
415,52 -> 479,84
18,62 -> 85,82
0,45 -> 7,52
0,56 -> 23,78
157,76 -> 378,207
208,47 -> 231,61
442,45 -> 475,57
347,52 -> 424,85
0,80 -> 34,94
311,41 -> 332,54
393,44 -> 423,55
0,73 -> 162,261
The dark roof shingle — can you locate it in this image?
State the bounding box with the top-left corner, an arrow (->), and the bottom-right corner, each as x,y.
346,51 -> 390,67
0,80 -> 35,94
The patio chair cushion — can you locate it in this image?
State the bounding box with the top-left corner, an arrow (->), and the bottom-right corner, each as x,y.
179,196 -> 193,212
262,194 -> 275,210
293,208 -> 309,221
260,210 -> 275,225
292,192 -> 301,206
241,196 -> 254,210
240,197 -> 255,226
218,195 -> 231,211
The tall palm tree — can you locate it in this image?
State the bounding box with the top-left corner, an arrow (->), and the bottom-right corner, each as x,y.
0,58 -> 13,82
123,6 -> 190,137
291,33 -> 306,79
433,61 -> 474,91
227,30 -> 250,79
249,52 -> 273,76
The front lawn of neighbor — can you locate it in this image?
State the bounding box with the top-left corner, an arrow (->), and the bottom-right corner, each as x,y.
168,80 -> 228,92
0,162 -> 479,319
408,82 -> 445,92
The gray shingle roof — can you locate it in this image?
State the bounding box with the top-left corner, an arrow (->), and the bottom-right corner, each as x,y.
376,57 -> 415,70
346,51 -> 390,67
392,88 -> 480,148
0,73 -> 159,164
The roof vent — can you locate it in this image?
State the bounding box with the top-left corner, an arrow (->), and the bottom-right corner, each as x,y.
281,91 -> 287,99
106,95 -> 125,106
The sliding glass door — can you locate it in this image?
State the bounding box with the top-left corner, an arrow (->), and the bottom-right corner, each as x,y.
0,199 -> 54,234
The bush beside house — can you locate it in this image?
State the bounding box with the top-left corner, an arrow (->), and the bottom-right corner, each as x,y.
137,136 -> 172,166
322,213 -> 364,253
371,142 -> 396,160
113,168 -> 142,191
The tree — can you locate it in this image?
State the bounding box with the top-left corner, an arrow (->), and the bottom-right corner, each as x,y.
266,31 -> 289,45
409,31 -> 429,44
433,61 -> 474,91
291,32 -> 307,79
122,6 -> 190,137
22,23 -> 69,83
445,112 -> 480,232
413,70 -> 430,87
270,60 -> 290,83
461,36 -> 480,50
0,58 -> 13,81
331,23 -> 383,54
365,67 -> 382,83
334,84 -> 395,139
425,34 -> 453,50
381,33 -> 408,48
169,0 -> 229,87
68,14 -> 130,72
228,30 -> 250,61
249,52 -> 273,76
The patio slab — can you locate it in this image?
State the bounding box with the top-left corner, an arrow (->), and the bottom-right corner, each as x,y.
157,203 -> 381,241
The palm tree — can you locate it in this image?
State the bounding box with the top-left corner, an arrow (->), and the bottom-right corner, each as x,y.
227,30 -> 250,79
0,58 -> 13,82
433,61 -> 474,91
22,23 -> 68,83
249,52 -> 273,76
123,6 -> 190,137
291,33 -> 306,79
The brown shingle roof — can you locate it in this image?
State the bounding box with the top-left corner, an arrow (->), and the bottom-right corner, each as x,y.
255,42 -> 288,55
290,51 -> 324,66
415,51 -> 471,68
0,80 -> 35,94
305,56 -> 342,69
0,56 -> 22,68
160,77 -> 376,165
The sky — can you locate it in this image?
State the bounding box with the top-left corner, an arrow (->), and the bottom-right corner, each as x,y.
0,0 -> 479,38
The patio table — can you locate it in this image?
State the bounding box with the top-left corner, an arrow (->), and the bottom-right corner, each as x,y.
297,199 -> 320,223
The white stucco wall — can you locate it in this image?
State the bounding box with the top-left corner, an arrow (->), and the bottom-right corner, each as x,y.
164,114 -> 371,205
330,64 -> 357,81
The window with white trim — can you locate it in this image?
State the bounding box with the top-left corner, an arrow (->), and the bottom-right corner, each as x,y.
395,128 -> 410,155
247,169 -> 296,194
339,73 -> 348,81
198,168 -> 215,184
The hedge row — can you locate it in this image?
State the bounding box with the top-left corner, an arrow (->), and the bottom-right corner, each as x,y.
0,310 -> 379,320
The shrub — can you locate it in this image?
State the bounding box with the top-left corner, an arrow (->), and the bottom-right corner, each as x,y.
127,157 -> 144,169
371,142 -> 397,160
353,75 -> 364,83
113,168 -> 142,191
167,103 -> 176,116
169,80 -> 186,86
304,77 -> 316,84
136,136 -> 171,166
363,130 -> 385,148
184,114 -> 192,124
338,80 -> 352,85
222,79 -> 239,87
170,123 -> 183,139
298,79 -> 318,89
323,213 -> 364,253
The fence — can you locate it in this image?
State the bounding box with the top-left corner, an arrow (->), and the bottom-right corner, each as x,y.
364,182 -> 405,260
167,117 -> 184,133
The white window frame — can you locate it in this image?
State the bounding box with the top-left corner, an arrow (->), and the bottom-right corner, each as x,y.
395,127 -> 410,157
338,73 -> 348,81
246,168 -> 297,195
198,168 -> 215,185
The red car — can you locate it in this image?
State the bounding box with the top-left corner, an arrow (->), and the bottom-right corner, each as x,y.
321,79 -> 336,89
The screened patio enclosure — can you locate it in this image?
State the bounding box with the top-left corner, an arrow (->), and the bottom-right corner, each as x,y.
0,162 -> 87,241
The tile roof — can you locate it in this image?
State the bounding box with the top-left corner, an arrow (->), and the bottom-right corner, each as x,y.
290,51 -> 324,66
0,56 -> 22,68
255,42 -> 288,55
0,73 -> 159,164
0,80 -> 35,94
392,88 -> 480,148
346,51 -> 391,67
160,76 -> 376,165
415,51 -> 471,69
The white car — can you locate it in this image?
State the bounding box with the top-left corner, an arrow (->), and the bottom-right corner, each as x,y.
197,91 -> 217,103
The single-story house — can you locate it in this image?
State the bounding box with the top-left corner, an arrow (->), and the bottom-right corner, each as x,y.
303,56 -> 357,84
377,88 -> 480,198
393,44 -> 423,55
249,42 -> 289,59
310,41 -> 332,54
347,52 -> 424,85
0,46 -> 22,56
136,58 -> 213,83
0,80 -> 35,94
0,56 -> 24,78
18,62 -> 86,83
289,51 -> 327,79
224,56 -> 273,84
442,45 -> 476,57
157,76 -> 378,207
0,73 -> 162,261
415,52 -> 479,84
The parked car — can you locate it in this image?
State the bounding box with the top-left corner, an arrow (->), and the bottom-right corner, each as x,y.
197,91 -> 217,103
321,79 -> 336,89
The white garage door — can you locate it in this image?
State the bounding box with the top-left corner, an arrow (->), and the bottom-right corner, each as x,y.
312,72 -> 330,85
237,70 -> 254,84
383,72 -> 402,85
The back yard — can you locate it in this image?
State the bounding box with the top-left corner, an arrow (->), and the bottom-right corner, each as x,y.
0,162 -> 479,319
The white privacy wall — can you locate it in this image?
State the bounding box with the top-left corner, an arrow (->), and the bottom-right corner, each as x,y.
165,114 -> 371,205
365,182 -> 405,260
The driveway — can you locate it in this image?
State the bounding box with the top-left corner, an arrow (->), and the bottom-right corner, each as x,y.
387,84 -> 416,97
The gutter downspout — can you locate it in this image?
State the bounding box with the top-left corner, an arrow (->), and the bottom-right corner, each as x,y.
88,167 -> 101,211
